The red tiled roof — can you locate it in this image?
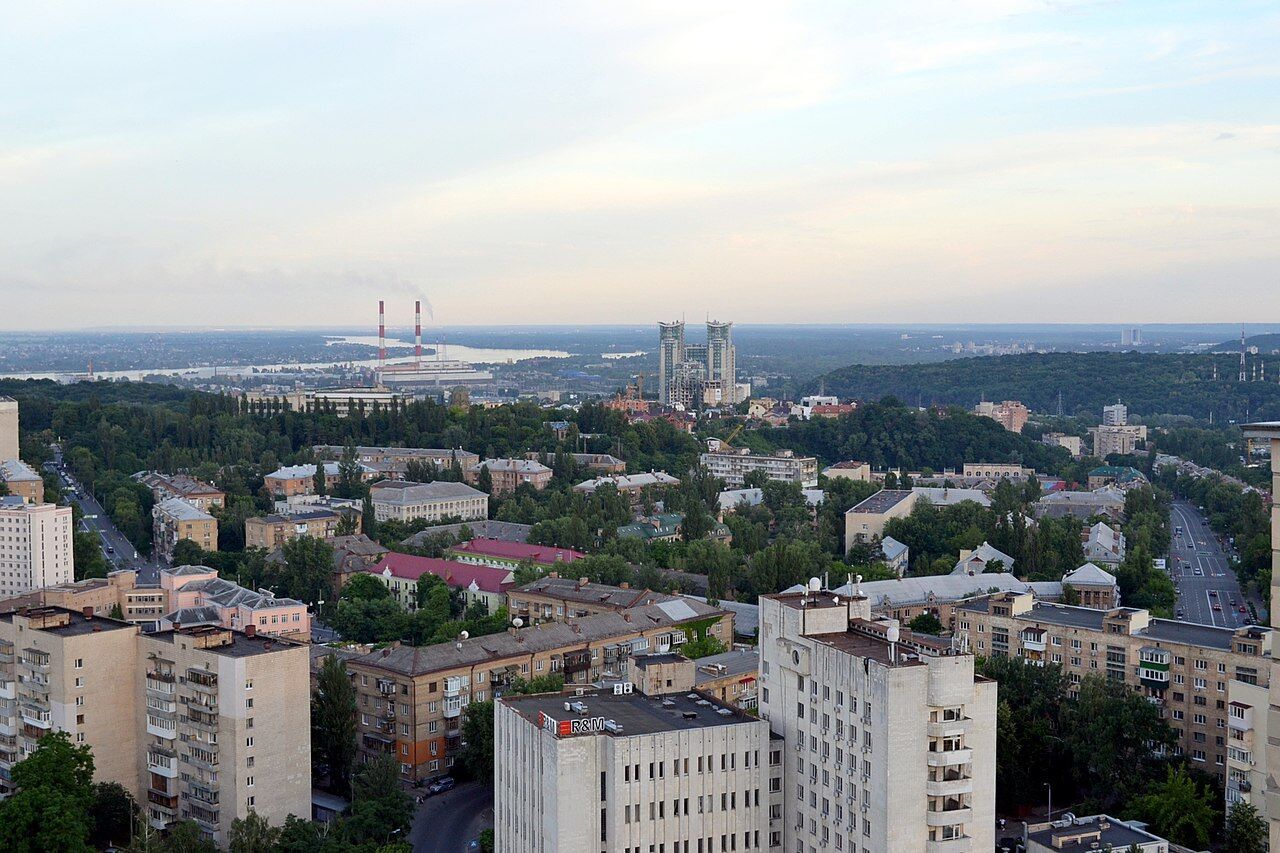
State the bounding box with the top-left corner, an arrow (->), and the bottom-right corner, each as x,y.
448,537 -> 586,566
367,553 -> 514,594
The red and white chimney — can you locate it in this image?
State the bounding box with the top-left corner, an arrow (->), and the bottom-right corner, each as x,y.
378,299 -> 387,373
414,300 -> 422,365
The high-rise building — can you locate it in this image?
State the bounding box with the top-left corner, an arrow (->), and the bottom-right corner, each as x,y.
758,584 -> 997,852
0,497 -> 73,598
0,607 -> 311,844
0,397 -> 17,462
494,655 -> 781,853
1240,421 -> 1280,846
656,320 -> 739,408
1102,402 -> 1128,426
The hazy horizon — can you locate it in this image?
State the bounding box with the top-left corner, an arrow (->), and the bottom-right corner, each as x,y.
4,2 -> 1279,328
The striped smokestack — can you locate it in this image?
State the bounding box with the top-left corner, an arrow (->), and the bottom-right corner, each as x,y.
415,300 -> 422,365
378,300 -> 386,371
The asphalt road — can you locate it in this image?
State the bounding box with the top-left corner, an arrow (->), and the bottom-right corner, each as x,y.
409,782 -> 493,853
51,452 -> 164,583
1169,500 -> 1252,628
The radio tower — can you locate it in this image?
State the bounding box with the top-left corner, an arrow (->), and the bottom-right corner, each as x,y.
1240,326 -> 1247,382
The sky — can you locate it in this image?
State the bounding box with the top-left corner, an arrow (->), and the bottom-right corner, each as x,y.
2,1 -> 1278,329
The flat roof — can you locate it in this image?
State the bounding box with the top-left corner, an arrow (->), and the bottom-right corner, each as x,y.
370,480 -> 487,504
155,497 -> 215,521
0,607 -> 135,636
513,576 -> 670,608
501,689 -> 758,736
146,626 -> 307,658
847,489 -> 914,515
693,649 -> 758,684
1026,815 -> 1162,850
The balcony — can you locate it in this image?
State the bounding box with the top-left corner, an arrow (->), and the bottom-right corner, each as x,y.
926,748 -> 972,768
184,711 -> 219,733
443,678 -> 464,698
147,752 -> 179,778
19,704 -> 50,729
148,789 -> 179,810
443,700 -> 464,719
17,654 -> 49,673
182,749 -> 220,772
0,680 -> 15,701
147,715 -> 178,740
185,803 -> 220,828
926,776 -> 974,798
362,733 -> 395,753
925,806 -> 972,827
927,717 -> 970,738
926,837 -> 971,853
146,674 -> 176,695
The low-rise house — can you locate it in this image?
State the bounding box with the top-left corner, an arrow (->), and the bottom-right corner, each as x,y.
699,445 -> 819,488
161,565 -> 310,639
445,537 -> 585,571
152,498 -> 218,563
311,445 -> 480,479
367,553 -> 514,614
1083,521 -> 1126,566
399,520 -> 532,548
463,458 -> 552,494
263,462 -> 377,497
0,458 -> 43,503
369,480 -> 488,523
616,513 -> 682,542
1033,488 -> 1126,521
572,471 -> 680,497
1041,432 -> 1083,457
692,649 -> 759,709
1062,562 -> 1120,609
1087,465 -> 1147,490
245,507 -> 360,550
524,452 -> 626,473
843,489 -> 916,550
137,472 -> 225,511
507,576 -> 677,624
821,460 -> 872,481
880,536 -> 909,575
952,541 -> 1015,576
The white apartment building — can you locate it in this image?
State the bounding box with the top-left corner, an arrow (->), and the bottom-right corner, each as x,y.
495,683 -> 781,853
0,497 -> 73,598
1102,403 -> 1128,426
369,480 -> 488,523
758,585 -> 997,853
701,446 -> 819,489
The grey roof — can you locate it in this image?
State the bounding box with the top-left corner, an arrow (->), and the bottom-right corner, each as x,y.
1026,815 -> 1166,851
684,596 -> 759,637
145,627 -> 306,658
169,571 -> 304,611
370,480 -> 487,505
352,599 -> 729,677
951,542 -> 1015,575
1142,618 -> 1253,651
154,497 -> 215,521
880,536 -> 908,561
1063,562 -> 1117,587
164,605 -> 223,627
501,689 -> 758,736
847,489 -> 913,514
400,520 -> 532,546
815,572 -> 1042,609
164,564 -> 214,577
267,462 -> 343,479
693,649 -> 759,685
717,487 -> 824,511
912,487 -> 991,507
574,472 -> 680,492
467,458 -> 550,475
1033,490 -> 1125,519
0,459 -> 41,482
957,600 -> 1110,630
514,577 -> 676,610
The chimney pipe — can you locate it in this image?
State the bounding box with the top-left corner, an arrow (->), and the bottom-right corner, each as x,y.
82,606 -> 94,619
245,624 -> 256,638
415,300 -> 422,366
378,300 -> 387,374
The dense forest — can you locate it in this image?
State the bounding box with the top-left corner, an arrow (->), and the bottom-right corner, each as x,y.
811,352 -> 1280,422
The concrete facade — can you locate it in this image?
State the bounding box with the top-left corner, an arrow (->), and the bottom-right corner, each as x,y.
0,459 -> 43,504
152,498 -> 218,563
370,480 -> 488,523
0,398 -> 17,462
0,498 -> 74,598
759,587 -> 997,853
701,446 -> 819,489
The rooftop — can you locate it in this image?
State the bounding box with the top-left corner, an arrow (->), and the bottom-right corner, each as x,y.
350,598 -> 728,677
1026,815 -> 1164,851
449,537 -> 585,565
847,489 -> 914,515
400,520 -> 532,547
912,486 -> 991,507
806,618 -> 952,667
514,576 -> 675,609
0,458 -> 41,482
821,572 -> 1048,609
501,688 -> 759,737
369,480 -> 488,504
154,497 -> 215,521
0,606 -> 135,636
574,472 -> 680,492
369,553 -> 513,594
693,649 -> 758,684
468,458 -> 551,474
146,625 -> 307,658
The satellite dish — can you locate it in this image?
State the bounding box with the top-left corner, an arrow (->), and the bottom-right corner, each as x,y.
885,621 -> 901,644
512,618 -> 524,629
459,630 -> 470,640
808,577 -> 821,592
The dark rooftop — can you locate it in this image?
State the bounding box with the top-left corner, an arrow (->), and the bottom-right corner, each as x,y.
847,489 -> 914,515
514,576 -> 676,610
501,688 -> 759,736
633,653 -> 687,668
0,607 -> 134,636
146,626 -> 307,658
1026,815 -> 1162,851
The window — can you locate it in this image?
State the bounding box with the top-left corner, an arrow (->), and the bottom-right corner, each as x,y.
246,776 -> 254,787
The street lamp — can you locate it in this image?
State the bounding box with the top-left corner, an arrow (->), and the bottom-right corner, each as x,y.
1043,782 -> 1052,822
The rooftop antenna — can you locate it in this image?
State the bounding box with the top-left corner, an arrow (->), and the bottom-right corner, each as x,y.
1056,390 -> 1063,417
1240,326 -> 1247,382
886,619 -> 900,665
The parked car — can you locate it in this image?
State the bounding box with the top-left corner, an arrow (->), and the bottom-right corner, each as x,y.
427,776 -> 456,795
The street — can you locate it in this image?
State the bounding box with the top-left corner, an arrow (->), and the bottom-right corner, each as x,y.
49,451 -> 164,584
409,781 -> 493,853
1169,500 -> 1253,628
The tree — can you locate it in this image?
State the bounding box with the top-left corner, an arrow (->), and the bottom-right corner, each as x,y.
1225,800 -> 1268,853
228,810 -> 281,853
313,462 -> 327,497
459,700 -> 495,782
278,535 -> 336,604
908,612 -> 943,635
312,654 -> 359,798
90,781 -> 138,849
0,730 -> 96,853
171,538 -> 204,567
477,464 -> 493,495
159,820 -> 219,853
335,442 -> 363,499
341,572 -> 391,602
1128,765 -> 1217,849
679,633 -> 726,660
344,756 -> 413,846
1063,676 -> 1175,810
362,492 -> 378,541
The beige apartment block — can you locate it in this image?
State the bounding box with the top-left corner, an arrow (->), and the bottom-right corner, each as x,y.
0,498 -> 74,598
495,682 -> 781,853
0,459 -> 44,504
1240,421 -> 1280,848
0,398 -> 17,462
463,458 -> 552,495
0,608 -> 140,797
138,625 -> 311,843
244,507 -> 357,550
369,480 -> 488,523
759,586 -> 997,853
138,473 -> 225,511
152,498 -> 218,563
343,599 -> 733,781
843,489 -> 917,551
954,591 -> 1270,784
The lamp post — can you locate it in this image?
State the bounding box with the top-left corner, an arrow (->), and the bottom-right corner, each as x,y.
1044,782 -> 1052,822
